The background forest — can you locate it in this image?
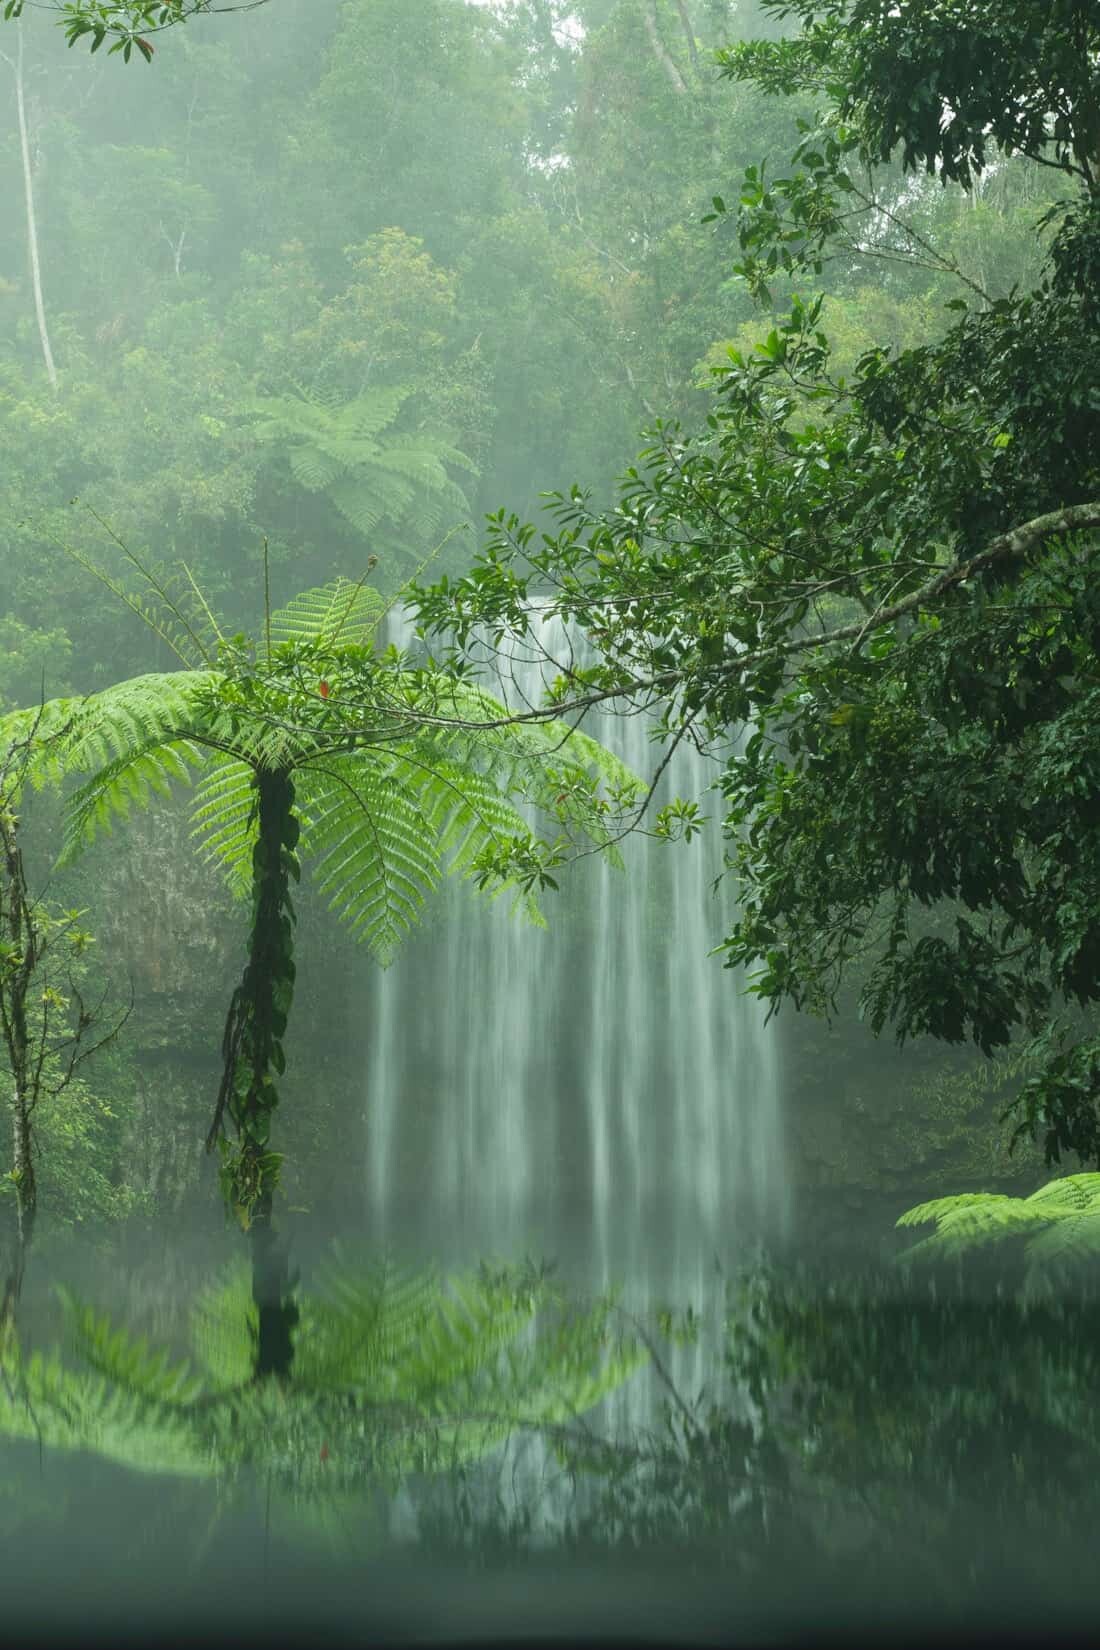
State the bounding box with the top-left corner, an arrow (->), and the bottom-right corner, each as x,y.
0,0 -> 1066,1249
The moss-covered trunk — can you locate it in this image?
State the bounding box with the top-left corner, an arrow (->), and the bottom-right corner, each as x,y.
209,765 -> 299,1379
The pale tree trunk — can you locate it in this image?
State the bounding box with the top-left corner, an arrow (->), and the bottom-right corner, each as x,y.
671,0 -> 701,78
4,21 -> 58,391
641,0 -> 688,94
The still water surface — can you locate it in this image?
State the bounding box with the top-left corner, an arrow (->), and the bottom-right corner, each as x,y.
3,1222 -> 1099,1645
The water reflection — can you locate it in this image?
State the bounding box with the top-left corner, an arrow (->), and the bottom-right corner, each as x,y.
3,1235 -> 1100,1640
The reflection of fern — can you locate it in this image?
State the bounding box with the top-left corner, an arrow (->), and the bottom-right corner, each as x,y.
0,1254 -> 645,1496
246,386 -> 477,550
897,1173 -> 1100,1290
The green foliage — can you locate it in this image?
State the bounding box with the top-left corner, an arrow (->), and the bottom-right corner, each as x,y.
720,1 -> 1100,188
7,2 -> 208,62
897,1174 -> 1100,1292
730,1263 -> 1100,1592
245,385 -> 477,567
0,1252 -> 645,1497
418,0 -> 1100,1164
2,563 -> 640,1224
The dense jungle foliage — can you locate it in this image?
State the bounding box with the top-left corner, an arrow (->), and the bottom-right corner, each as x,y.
0,0 -> 1095,1263
3,6 -> 1100,1638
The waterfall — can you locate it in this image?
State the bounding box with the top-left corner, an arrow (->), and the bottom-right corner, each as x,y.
362,603 -> 787,1282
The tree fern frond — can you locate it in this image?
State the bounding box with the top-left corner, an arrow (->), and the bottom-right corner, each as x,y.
329,472 -> 416,537
392,1273 -> 537,1408
388,750 -> 535,877
896,1195 -> 1051,1264
288,443 -> 346,493
59,737 -> 204,863
325,480 -> 388,536
296,755 -> 442,965
294,1251 -> 444,1397
190,755 -> 257,897
188,1264 -> 256,1393
1025,1211 -> 1100,1271
384,430 -> 480,476
896,1193 -> 1020,1230
0,1347 -> 212,1478
0,696 -> 84,795
1024,1174 -> 1100,1211
61,672 -> 211,776
269,578 -> 384,650
334,386 -> 413,439
56,1287 -> 206,1407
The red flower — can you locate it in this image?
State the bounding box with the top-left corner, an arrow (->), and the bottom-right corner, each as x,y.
319,1443 -> 330,1462
318,681 -> 330,699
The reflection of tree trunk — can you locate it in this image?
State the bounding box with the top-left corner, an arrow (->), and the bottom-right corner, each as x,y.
9,22 -> 58,391
251,1218 -> 298,1380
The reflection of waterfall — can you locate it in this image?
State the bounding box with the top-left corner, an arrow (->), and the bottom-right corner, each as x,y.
365,604 -> 786,1273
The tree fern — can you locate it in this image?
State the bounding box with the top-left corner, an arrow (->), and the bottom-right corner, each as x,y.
897,1174 -> 1100,1290
295,754 -> 446,965
245,387 -> 477,554
0,1254 -> 646,1493
57,1285 -> 205,1407
268,576 -> 384,651
6,565 -> 640,1258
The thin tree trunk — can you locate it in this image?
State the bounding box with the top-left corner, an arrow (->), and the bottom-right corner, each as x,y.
12,22 -> 57,391
641,0 -> 688,94
671,0 -> 701,78
1,813 -> 35,1350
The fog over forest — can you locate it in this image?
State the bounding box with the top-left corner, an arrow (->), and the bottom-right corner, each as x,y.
1,1 -> 1099,1642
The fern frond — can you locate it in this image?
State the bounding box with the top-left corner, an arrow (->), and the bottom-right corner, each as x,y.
190,755 -> 257,897
296,754 -> 442,966
335,386 -> 413,439
0,1346 -> 212,1477
288,443 -> 346,493
1025,1211 -> 1100,1271
896,1193 -> 1051,1264
1024,1174 -> 1100,1212
384,430 -> 479,476
57,1287 -> 206,1407
269,578 -> 384,650
294,1252 -> 444,1397
895,1193 -> 1018,1229
59,736 -> 204,863
61,671 -> 211,776
329,472 -> 414,537
188,1263 -> 257,1393
0,696 -> 84,796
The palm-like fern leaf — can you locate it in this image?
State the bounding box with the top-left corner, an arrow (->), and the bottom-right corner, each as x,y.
60,736 -> 205,862
245,387 -> 475,547
0,1345 -> 213,1477
188,1264 -> 257,1393
61,671 -> 210,775
57,1286 -> 206,1407
188,755 -> 257,897
269,578 -> 384,650
295,754 -> 443,965
897,1175 -> 1100,1281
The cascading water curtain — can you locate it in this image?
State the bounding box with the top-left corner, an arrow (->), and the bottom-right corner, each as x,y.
362,604 -> 788,1288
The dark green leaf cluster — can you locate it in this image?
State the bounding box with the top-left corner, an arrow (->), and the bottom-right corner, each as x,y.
416,3 -> 1100,1163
